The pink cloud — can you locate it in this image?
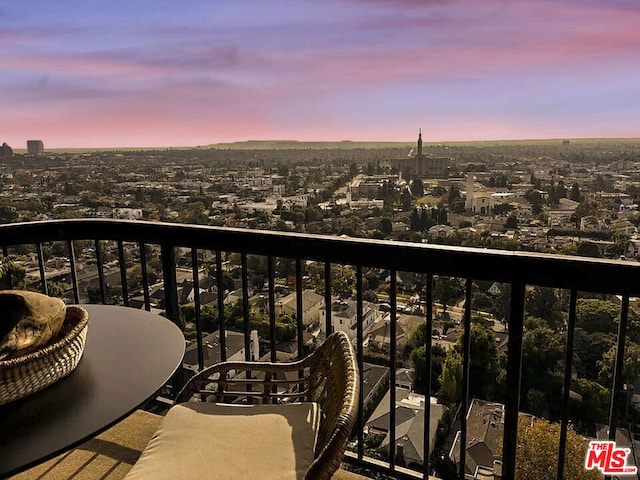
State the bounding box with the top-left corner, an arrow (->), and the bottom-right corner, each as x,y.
1,0 -> 639,148
2,54 -> 178,78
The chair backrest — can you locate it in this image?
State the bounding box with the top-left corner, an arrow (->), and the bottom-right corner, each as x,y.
303,331 -> 359,480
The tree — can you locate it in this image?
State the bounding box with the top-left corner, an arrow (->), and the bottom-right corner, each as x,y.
464,323 -> 505,400
410,343 -> 447,395
598,340 -> 640,387
576,298 -> 619,334
497,417 -> 600,480
569,183 -> 581,202
438,323 -> 506,403
332,277 -> 353,299
379,218 -> 393,236
447,185 -> 461,205
365,271 -> 380,291
450,198 -> 466,214
404,322 -> 428,358
525,287 -> 564,329
412,178 -> 424,197
493,203 -> 513,216
505,214 -> 518,229
0,205 -> 18,223
521,322 -> 565,412
438,352 -> 462,404
491,283 -> 511,323
0,261 -> 26,289
573,328 -> 615,380
556,180 -> 567,200
179,201 -> 208,224
409,208 -> 421,232
574,378 -> 610,430
571,201 -> 598,227
434,276 -> 463,306
400,191 -> 412,211
524,189 -> 544,215
576,241 -> 601,258
220,272 -> 235,293
593,174 -> 614,192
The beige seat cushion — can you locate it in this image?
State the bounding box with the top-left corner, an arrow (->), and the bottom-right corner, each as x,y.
124,402 -> 321,480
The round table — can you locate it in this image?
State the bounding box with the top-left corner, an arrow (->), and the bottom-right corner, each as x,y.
0,304 -> 185,477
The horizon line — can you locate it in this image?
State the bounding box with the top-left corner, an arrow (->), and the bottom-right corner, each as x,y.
7,136 -> 640,153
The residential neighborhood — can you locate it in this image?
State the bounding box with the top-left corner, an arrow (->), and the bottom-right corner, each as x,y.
3,137 -> 640,478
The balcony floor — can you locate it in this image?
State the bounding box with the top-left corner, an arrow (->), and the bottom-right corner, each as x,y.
8,408 -> 372,480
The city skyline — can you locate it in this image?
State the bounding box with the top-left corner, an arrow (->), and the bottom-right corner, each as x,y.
1,0 -> 639,149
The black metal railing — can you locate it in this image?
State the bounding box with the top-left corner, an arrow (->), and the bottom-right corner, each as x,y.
2,219 -> 640,480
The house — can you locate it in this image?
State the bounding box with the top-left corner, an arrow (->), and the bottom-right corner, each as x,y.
383,271 -> 417,294
368,320 -> 406,353
224,289 -> 244,306
429,224 -> 456,240
148,287 -> 165,309
580,215 -> 602,232
625,239 -> 640,258
270,331 -> 315,361
361,363 -> 389,411
558,198 -> 579,210
366,386 -> 446,467
449,399 -> 518,478
319,299 -> 378,343
274,289 -> 324,327
176,279 -> 199,303
611,218 -> 636,236
395,368 -> 413,390
547,208 -> 575,229
182,329 -> 259,373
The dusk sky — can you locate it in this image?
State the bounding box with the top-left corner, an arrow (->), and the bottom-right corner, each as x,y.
2,0 -> 639,149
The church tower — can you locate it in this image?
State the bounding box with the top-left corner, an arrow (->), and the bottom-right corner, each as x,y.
417,129 -> 423,157
465,174 -> 475,211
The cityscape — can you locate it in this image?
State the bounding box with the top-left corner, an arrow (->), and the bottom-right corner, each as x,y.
2,134 -> 640,479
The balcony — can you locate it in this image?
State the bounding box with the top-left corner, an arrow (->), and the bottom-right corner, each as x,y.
2,218 -> 640,480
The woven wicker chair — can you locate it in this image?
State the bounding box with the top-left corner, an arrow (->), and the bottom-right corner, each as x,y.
173,330 -> 359,480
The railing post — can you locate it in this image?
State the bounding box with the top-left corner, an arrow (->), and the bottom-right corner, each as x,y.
241,253 -> 251,362
36,242 -> 49,295
324,261 -> 332,336
67,240 -> 80,304
389,269 -> 397,470
161,242 -> 180,327
95,239 -> 107,304
423,273 -> 433,480
557,289 -> 577,480
191,248 -> 204,371
502,281 -> 526,480
216,251 -> 227,362
118,241 -> 129,307
356,265 -> 364,461
609,295 -> 630,441
161,242 -> 182,398
268,256 -> 276,363
139,242 -> 151,311
296,259 -> 304,360
459,278 -> 472,480
36,242 -> 48,295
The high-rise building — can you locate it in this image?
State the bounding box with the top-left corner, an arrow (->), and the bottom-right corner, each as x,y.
0,142 -> 13,158
27,140 -> 44,155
